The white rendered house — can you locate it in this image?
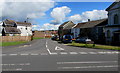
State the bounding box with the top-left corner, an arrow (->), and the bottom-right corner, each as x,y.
16,22 -> 32,36
105,1 -> 120,45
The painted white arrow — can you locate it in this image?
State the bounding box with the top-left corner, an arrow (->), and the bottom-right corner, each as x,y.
55,46 -> 64,50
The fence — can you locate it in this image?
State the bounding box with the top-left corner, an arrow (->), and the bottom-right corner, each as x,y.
0,36 -> 32,42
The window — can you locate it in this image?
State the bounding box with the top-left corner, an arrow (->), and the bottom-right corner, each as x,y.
107,30 -> 111,38
26,26 -> 27,30
114,14 -> 119,24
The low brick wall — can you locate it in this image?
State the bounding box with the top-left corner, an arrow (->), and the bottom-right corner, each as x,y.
1,36 -> 32,42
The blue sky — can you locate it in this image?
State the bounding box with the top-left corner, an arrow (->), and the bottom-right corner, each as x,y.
33,2 -> 112,30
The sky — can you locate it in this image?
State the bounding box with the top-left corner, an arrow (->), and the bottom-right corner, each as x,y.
0,1 -> 113,30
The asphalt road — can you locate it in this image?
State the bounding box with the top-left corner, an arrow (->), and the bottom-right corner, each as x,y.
1,39 -> 119,72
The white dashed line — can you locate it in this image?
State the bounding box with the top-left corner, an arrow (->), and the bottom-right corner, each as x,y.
1,63 -> 30,66
70,52 -> 78,54
3,68 -> 22,71
89,52 -> 97,54
60,52 -> 68,55
9,54 -> 18,56
79,52 -> 88,54
30,54 -> 39,56
20,54 -> 29,56
57,61 -> 117,64
58,65 -> 118,69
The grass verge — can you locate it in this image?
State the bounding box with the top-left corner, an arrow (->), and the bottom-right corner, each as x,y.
69,42 -> 120,51
0,41 -> 27,47
33,37 -> 44,40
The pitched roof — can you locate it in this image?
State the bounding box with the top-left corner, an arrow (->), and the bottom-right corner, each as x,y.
16,22 -> 31,26
106,1 -> 120,11
74,19 -> 108,29
4,27 -> 21,34
73,22 -> 87,28
4,19 -> 16,25
59,21 -> 69,27
59,21 -> 75,29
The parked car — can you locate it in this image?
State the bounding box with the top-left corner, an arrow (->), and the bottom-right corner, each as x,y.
51,35 -> 58,41
75,37 -> 94,44
62,35 -> 73,43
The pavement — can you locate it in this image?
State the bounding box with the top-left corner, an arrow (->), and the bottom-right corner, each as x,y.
1,39 -> 120,72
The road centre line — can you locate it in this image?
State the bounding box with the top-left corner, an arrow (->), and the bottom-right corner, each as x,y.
57,61 -> 117,64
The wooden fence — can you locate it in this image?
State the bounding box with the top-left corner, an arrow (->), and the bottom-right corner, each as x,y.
0,36 -> 32,42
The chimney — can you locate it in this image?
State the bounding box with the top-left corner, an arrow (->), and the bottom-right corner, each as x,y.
88,19 -> 90,22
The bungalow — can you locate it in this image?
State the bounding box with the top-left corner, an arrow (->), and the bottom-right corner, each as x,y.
58,21 -> 75,39
104,1 -> 120,45
72,19 -> 108,44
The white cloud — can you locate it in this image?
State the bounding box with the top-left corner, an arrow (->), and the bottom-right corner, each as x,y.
1,0 -> 55,23
32,23 -> 60,31
32,24 -> 41,30
51,6 -> 71,24
41,23 -> 60,30
68,10 -> 108,23
68,14 -> 82,23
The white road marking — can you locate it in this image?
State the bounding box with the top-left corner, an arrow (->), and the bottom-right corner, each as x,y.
3,68 -> 22,71
55,46 -> 64,50
70,52 -> 78,54
20,54 -> 29,56
1,63 -> 30,66
46,41 -> 58,55
58,65 -> 118,69
60,52 -> 68,55
30,54 -> 39,56
98,51 -> 119,54
57,61 -> 117,64
79,52 -> 88,54
0,54 -> 6,56
89,52 -> 97,54
9,54 -> 18,56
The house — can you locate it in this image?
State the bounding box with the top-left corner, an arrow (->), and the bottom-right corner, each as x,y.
0,22 -> 3,36
1,19 -> 32,36
71,22 -> 87,39
2,19 -> 21,36
104,1 -> 120,45
58,21 -> 75,39
16,22 -> 32,36
72,19 -> 108,44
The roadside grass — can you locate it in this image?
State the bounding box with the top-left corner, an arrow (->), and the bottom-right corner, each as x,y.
70,42 -> 120,51
0,41 -> 27,47
33,37 -> 44,40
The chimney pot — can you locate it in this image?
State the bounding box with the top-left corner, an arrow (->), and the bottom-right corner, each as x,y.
88,19 -> 90,22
